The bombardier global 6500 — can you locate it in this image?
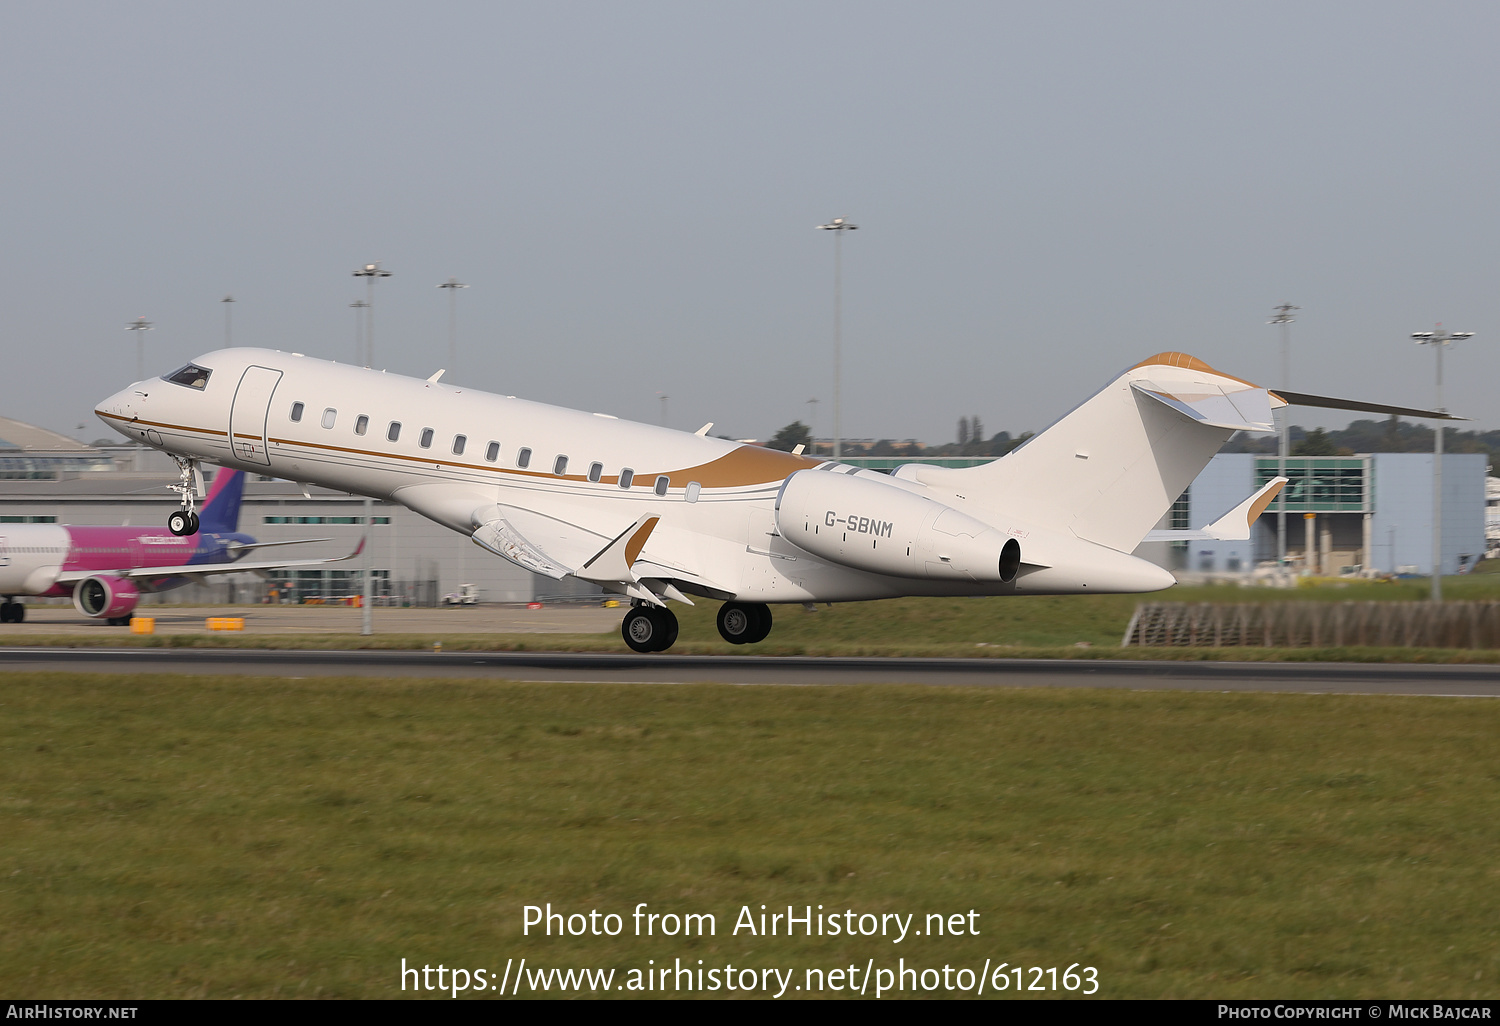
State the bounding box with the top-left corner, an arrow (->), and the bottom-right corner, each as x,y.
94,348 -> 1443,651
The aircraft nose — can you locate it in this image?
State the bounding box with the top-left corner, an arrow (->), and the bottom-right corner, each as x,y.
95,385 -> 143,439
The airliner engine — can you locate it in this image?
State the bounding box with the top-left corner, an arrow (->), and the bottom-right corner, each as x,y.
72,575 -> 142,620
774,469 -> 1021,582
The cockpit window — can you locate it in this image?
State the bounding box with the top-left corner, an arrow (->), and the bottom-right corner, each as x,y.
163,364 -> 211,390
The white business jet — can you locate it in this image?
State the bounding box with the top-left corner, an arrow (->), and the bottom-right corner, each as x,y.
94,349 -> 1441,652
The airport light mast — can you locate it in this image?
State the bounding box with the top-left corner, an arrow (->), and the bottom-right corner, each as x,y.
126,315 -> 153,382
349,300 -> 368,364
221,295 -> 235,347
352,262 -> 392,368
1411,325 -> 1475,602
352,262 -> 392,635
1269,303 -> 1298,574
817,217 -> 858,460
437,278 -> 468,379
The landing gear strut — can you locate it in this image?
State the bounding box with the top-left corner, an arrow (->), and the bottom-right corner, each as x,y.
167,456 -> 202,536
0,599 -> 24,624
716,602 -> 772,645
621,604 -> 679,653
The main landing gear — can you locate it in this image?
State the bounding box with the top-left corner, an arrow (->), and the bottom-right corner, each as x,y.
167,456 -> 202,536
0,599 -> 24,624
619,600 -> 775,653
716,602 -> 772,645
621,604 -> 679,653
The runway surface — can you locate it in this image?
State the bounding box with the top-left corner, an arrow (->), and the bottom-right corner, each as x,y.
1,647 -> 1497,696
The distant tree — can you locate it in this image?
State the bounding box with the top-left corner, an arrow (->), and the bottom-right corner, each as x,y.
869,439 -> 900,456
957,416 -> 970,446
987,430 -> 1014,456
767,421 -> 812,452
970,415 -> 983,443
1293,427 -> 1338,456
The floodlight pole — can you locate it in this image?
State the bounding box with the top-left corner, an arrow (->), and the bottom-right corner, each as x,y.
1411,325 -> 1475,602
437,278 -> 468,379
817,217 -> 858,459
352,263 -> 391,634
1269,303 -> 1298,574
806,397 -> 820,456
352,262 -> 392,368
221,295 -> 235,347
126,316 -> 153,472
349,300 -> 368,364
127,315 -> 153,382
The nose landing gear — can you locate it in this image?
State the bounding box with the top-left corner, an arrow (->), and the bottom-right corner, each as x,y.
166,456 -> 204,536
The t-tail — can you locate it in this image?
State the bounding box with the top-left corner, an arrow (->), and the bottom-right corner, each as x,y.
196,468 -> 245,535
893,353 -> 1280,553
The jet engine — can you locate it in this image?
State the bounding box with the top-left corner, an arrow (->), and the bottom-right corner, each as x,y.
72,575 -> 142,620
774,470 -> 1021,582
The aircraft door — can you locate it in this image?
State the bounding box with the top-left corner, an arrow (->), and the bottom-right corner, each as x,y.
228,366 -> 284,466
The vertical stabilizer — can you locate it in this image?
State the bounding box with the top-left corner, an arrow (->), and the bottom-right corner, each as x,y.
894,353 -> 1279,553
197,468 -> 245,534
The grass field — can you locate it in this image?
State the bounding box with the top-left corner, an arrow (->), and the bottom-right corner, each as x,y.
9,577 -> 1500,662
2,672 -> 1498,999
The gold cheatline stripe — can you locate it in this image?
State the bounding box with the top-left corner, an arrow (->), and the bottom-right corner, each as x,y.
96,411 -> 227,437
99,412 -> 819,489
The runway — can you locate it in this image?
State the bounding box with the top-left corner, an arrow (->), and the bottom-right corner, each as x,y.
1,646 -> 1497,696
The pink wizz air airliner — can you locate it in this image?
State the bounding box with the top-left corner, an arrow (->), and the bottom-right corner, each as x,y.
0,468 -> 358,625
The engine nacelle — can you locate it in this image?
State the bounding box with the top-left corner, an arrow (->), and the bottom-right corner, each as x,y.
72,575 -> 142,619
774,469 -> 1021,582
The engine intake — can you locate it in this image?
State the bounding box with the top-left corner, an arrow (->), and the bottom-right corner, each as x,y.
72,575 -> 142,619
774,469 -> 1022,582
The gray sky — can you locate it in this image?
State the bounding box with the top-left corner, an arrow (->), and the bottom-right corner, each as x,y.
4,1 -> 1497,447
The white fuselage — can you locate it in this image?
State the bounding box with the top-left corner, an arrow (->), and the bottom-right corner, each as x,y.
96,348 -> 1174,602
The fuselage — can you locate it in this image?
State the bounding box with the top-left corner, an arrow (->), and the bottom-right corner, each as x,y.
96,348 -> 1174,602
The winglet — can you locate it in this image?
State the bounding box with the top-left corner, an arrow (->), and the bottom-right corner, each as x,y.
577,515 -> 661,584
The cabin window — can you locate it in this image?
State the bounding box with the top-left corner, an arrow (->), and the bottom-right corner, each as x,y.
419,427 -> 434,449
587,461 -> 603,483
354,415 -> 369,436
516,447 -> 532,469
485,441 -> 500,462
387,421 -> 401,442
164,363 -> 211,389
553,455 -> 569,476
321,408 -> 337,429
619,468 -> 634,489
654,475 -> 670,496
685,481 -> 701,503
452,434 -> 467,456
290,402 -> 305,423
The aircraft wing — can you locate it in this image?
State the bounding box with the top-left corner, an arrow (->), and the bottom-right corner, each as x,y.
471,505 -> 728,605
52,538 -> 367,584
225,537 -> 335,554
1143,477 -> 1287,542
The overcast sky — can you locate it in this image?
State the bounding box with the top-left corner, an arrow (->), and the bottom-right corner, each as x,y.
3,1 -> 1497,447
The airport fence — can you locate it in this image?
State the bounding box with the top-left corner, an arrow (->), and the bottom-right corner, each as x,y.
1122,601 -> 1500,649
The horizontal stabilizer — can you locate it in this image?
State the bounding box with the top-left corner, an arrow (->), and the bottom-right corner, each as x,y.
1144,477 -> 1287,542
1271,389 -> 1466,421
1132,380 -> 1275,433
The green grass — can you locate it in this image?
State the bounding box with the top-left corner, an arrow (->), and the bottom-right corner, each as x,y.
8,577 -> 1500,662
2,672 -> 1498,998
